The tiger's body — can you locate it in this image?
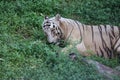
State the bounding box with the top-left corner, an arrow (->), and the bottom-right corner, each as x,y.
42,14 -> 120,59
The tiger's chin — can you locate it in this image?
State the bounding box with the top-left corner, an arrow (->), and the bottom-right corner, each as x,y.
51,41 -> 61,46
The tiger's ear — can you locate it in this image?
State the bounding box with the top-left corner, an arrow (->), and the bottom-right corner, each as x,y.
55,14 -> 61,21
44,16 -> 49,20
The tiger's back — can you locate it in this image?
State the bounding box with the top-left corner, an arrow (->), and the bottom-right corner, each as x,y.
82,25 -> 120,58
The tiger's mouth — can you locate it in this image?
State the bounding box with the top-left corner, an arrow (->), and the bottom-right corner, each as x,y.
46,40 -> 59,46
46,39 -> 66,48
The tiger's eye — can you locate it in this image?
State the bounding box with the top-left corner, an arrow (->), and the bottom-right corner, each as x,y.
58,32 -> 60,34
53,25 -> 55,28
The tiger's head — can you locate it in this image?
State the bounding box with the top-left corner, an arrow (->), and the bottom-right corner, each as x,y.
42,14 -> 64,45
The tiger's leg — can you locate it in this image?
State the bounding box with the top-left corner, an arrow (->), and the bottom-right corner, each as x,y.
76,41 -> 89,56
114,39 -> 120,54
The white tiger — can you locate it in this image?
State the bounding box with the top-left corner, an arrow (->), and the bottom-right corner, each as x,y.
42,14 -> 120,59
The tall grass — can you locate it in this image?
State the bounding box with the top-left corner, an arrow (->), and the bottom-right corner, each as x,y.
0,0 -> 120,79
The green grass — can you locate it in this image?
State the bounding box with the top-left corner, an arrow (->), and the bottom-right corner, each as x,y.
0,0 -> 120,80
